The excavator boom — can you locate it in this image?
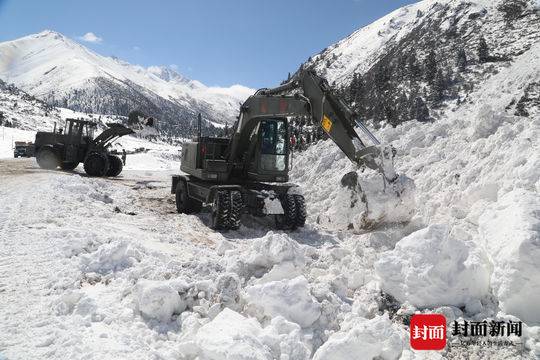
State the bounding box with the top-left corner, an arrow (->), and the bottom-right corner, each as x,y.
260,70 -> 397,182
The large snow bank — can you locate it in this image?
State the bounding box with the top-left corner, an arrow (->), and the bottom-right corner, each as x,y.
312,314 -> 404,360
478,189 -> 540,324
374,224 -> 491,308
246,276 -> 321,328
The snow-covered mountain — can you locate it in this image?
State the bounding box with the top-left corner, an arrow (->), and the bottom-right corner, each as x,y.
296,0 -> 539,126
0,30 -> 254,136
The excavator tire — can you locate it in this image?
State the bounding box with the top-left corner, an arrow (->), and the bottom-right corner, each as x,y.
61,162 -> 79,171
276,194 -> 297,230
211,190 -> 231,230
293,195 -> 306,228
36,147 -> 59,170
175,181 -> 202,214
229,190 -> 243,230
84,152 -> 109,177
106,155 -> 123,177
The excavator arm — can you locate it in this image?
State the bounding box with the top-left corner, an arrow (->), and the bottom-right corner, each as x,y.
259,70 -> 397,182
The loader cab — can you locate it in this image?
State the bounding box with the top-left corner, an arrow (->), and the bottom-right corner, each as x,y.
247,117 -> 289,182
63,119 -> 97,162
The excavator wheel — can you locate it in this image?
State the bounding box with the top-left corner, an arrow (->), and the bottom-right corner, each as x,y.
293,195 -> 306,228
276,194 -> 297,230
84,152 -> 109,177
36,147 -> 59,170
61,162 -> 78,171
175,181 -> 202,214
106,155 -> 123,177
211,190 -> 231,230
229,191 -> 243,230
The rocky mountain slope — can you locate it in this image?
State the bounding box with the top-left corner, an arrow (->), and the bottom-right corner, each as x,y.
297,0 -> 540,127
0,31 -> 253,136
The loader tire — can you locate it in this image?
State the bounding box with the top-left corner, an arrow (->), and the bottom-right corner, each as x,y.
84,152 -> 109,177
106,155 -> 123,177
276,194 -> 297,230
175,181 -> 201,214
61,162 -> 78,171
36,147 -> 59,170
229,190 -> 243,230
211,190 -> 231,231
293,195 -> 306,228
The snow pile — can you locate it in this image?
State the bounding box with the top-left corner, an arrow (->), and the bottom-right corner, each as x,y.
469,105 -> 513,140
79,240 -> 143,274
478,189 -> 540,324
245,276 -> 321,328
312,314 -> 404,360
291,140 -> 416,230
136,280 -> 185,322
226,232 -> 306,280
180,308 -> 311,360
374,224 -> 491,308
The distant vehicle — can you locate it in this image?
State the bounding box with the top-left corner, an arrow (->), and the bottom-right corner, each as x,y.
33,118 -> 147,176
13,141 -> 34,158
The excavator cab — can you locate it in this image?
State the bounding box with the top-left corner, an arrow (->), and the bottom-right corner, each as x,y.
247,117 -> 289,182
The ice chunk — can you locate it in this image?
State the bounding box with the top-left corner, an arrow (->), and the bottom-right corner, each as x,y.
469,105 -> 511,140
245,276 -> 321,328
136,280 -> 185,322
194,308 -> 273,360
478,189 -> 540,324
374,224 -> 491,308
312,314 -> 403,360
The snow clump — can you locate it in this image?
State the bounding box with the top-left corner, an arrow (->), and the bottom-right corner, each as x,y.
374,224 -> 491,308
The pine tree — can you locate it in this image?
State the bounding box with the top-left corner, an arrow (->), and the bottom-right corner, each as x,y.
434,69 -> 447,102
412,97 -> 430,122
456,48 -> 467,71
478,36 -> 489,63
424,50 -> 437,84
407,52 -> 421,79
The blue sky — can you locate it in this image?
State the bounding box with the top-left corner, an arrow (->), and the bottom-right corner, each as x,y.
0,0 -> 417,88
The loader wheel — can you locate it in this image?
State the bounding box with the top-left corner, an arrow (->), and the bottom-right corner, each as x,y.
84,152 -> 109,177
175,181 -> 201,214
211,190 -> 231,230
61,162 -> 78,171
276,194 -> 297,230
293,195 -> 306,228
229,191 -> 243,230
106,155 -> 123,177
36,147 -> 59,170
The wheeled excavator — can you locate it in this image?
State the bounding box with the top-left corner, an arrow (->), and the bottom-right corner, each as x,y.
172,70 -> 399,230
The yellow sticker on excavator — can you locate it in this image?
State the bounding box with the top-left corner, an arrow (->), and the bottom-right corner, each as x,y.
322,115 -> 333,133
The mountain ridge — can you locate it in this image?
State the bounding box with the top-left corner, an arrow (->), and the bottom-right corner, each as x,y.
0,30 -> 254,136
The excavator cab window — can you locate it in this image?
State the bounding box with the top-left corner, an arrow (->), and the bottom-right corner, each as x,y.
259,119 -> 287,172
